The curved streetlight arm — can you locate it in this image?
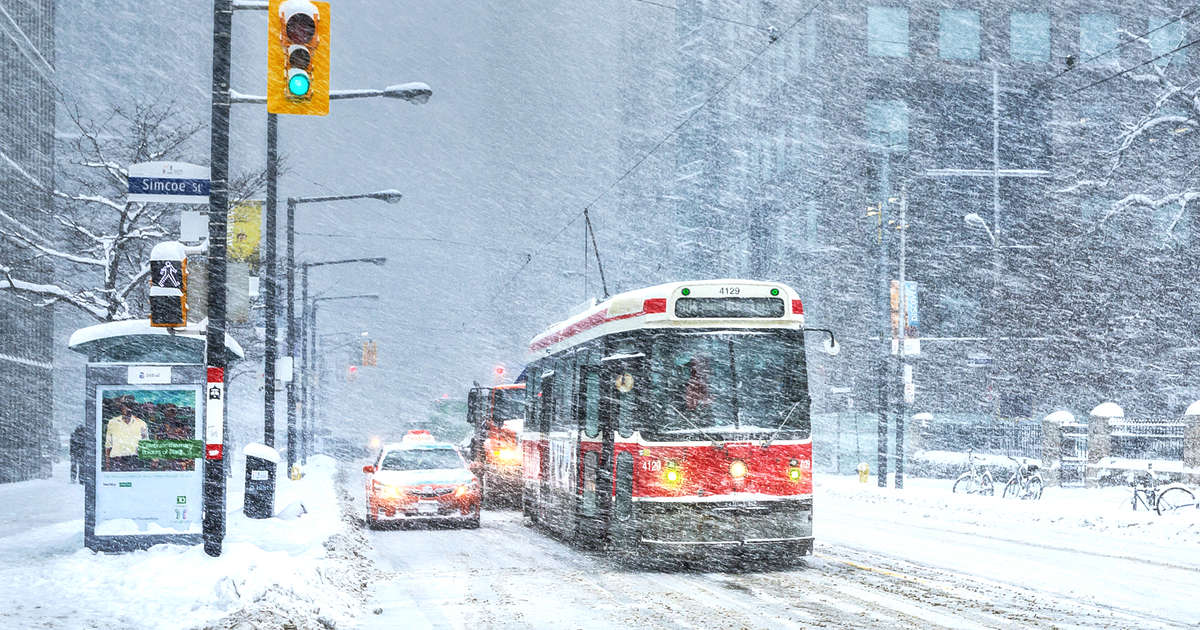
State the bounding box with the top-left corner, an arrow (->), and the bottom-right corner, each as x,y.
289,190 -> 403,206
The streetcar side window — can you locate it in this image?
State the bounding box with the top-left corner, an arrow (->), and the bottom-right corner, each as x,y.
583,369 -> 600,438
538,369 -> 554,434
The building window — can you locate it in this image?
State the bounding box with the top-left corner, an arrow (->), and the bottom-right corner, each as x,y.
868,7 -> 908,58
939,9 -> 981,60
866,99 -> 909,152
1148,16 -> 1187,67
1010,12 -> 1050,62
1080,13 -> 1120,66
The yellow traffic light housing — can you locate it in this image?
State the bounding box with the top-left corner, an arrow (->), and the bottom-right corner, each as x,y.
268,0 -> 330,116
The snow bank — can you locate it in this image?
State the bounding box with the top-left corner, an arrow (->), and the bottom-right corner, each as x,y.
0,455 -> 366,630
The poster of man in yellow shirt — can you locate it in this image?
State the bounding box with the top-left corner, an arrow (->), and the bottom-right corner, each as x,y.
100,391 -> 198,472
104,402 -> 148,471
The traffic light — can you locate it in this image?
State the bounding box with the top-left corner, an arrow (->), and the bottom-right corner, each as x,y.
267,0 -> 330,116
149,242 -> 187,327
347,365 -> 358,382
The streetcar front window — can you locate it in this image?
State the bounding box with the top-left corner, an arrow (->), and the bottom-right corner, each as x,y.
646,330 -> 809,440
491,389 -> 527,422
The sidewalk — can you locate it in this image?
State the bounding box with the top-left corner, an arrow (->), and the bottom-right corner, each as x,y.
0,454 -> 366,630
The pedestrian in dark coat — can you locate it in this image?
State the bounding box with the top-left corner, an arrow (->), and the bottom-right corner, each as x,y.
69,425 -> 86,483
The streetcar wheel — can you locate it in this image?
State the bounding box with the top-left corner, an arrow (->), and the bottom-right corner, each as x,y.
952,473 -> 975,495
1156,486 -> 1196,515
981,472 -> 995,496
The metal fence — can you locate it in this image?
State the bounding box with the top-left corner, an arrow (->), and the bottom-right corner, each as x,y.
917,416 -> 1043,459
1108,420 -> 1185,461
1060,422 -> 1088,487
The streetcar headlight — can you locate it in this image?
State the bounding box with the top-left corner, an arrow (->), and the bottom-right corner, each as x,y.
662,459 -> 682,485
730,459 -> 748,479
788,467 -> 802,481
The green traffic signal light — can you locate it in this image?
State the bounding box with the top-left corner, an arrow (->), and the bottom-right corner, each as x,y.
288,73 -> 311,96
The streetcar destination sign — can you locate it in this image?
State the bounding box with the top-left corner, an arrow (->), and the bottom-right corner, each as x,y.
128,161 -> 210,204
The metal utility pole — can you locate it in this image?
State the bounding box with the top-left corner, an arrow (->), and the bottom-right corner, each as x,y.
895,185 -> 908,490
875,154 -> 891,489
262,113 -> 278,447
203,0 -> 232,558
286,197 -> 297,472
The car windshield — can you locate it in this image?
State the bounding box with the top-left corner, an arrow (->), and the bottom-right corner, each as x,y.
379,448 -> 463,471
646,330 -> 809,440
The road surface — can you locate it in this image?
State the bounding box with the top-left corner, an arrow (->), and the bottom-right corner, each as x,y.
350,480 -> 1194,628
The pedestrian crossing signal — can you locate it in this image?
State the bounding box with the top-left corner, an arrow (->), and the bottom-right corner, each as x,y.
362,341 -> 378,367
149,242 -> 188,327
267,0 -> 330,116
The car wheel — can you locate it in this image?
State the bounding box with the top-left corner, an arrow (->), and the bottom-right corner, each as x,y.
366,507 -> 379,530
464,510 -> 481,529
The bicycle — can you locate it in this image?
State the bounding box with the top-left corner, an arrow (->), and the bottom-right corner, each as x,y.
1001,456 -> 1043,500
1129,466 -> 1196,515
952,451 -> 994,496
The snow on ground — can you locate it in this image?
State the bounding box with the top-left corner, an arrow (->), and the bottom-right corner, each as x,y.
0,455 -> 367,630
819,473 -> 1200,554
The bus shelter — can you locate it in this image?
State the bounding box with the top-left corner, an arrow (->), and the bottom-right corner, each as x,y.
68,319 -> 243,552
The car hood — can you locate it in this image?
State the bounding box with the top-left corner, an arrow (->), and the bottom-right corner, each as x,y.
374,467 -> 474,487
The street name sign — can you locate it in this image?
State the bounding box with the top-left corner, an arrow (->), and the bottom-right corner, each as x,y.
128,162 -> 210,204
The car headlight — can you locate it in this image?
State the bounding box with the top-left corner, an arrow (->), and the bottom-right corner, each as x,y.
372,480 -> 402,498
454,480 -> 478,498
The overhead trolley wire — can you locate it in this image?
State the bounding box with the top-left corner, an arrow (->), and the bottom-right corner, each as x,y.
1060,33 -> 1200,98
479,0 -> 825,312
1033,7 -> 1199,92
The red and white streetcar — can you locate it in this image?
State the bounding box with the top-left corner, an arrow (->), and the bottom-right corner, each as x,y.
520,279 -> 836,558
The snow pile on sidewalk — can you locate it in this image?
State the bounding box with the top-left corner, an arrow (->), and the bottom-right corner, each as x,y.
818,474 -> 1200,564
0,455 -> 370,630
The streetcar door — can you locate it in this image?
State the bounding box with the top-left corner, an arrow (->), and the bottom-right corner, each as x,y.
576,364 -> 604,544
595,354 -> 642,543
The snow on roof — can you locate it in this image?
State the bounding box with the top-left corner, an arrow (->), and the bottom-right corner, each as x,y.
1185,401 -> 1200,416
68,319 -> 245,358
912,412 -> 933,421
243,442 -> 281,464
1044,410 -> 1076,424
1089,402 -> 1124,418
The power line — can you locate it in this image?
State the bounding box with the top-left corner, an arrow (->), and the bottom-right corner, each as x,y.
629,0 -> 771,34
581,0 -> 824,215
1060,33 -> 1200,98
1033,7 -> 1199,91
480,0 -> 824,310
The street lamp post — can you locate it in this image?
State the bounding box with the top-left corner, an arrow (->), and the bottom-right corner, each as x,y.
283,195 -> 398,473
304,293 -> 380,459
297,258 -> 387,464
250,77 -> 427,459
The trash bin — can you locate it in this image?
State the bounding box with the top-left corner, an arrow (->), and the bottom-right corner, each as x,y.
243,443 -> 280,519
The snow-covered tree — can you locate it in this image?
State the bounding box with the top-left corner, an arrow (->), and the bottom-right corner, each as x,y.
0,100 -> 266,322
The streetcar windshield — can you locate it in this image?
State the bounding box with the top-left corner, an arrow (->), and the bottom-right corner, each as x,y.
646,330 -> 809,440
491,388 -> 526,422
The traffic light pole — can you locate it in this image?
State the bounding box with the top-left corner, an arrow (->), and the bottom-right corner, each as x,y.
263,113 -> 278,448
204,0 -> 233,558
